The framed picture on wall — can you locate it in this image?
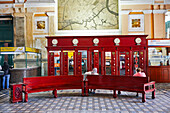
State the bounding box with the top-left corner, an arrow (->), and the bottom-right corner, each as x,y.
34,16 -> 48,33
128,14 -> 144,32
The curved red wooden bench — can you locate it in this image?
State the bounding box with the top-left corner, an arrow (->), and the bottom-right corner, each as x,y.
23,76 -> 84,102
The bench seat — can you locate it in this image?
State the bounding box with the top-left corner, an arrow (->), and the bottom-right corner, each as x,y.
85,75 -> 155,102
23,76 -> 84,102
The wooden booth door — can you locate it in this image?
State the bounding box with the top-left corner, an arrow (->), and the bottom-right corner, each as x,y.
118,51 -> 131,76
48,52 -> 54,76
133,50 -> 146,75
104,51 -> 117,75
60,52 -> 68,75
74,52 -> 82,76
93,52 -> 100,73
111,51 -> 118,75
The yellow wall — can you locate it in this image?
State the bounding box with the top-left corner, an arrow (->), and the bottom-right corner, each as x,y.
154,13 -> 165,38
121,14 -> 128,35
0,2 -> 170,58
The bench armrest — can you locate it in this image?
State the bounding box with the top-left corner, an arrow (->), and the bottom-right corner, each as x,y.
144,81 -> 155,86
144,81 -> 155,91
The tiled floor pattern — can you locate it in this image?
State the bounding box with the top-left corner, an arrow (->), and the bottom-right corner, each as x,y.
0,84 -> 170,113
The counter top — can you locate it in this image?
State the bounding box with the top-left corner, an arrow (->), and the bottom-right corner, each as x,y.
10,66 -> 40,70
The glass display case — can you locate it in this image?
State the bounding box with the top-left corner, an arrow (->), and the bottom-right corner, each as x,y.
148,47 -> 170,66
0,47 -> 42,83
0,47 -> 41,68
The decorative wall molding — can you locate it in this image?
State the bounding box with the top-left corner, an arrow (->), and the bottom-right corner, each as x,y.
46,12 -> 55,16
120,0 -> 154,5
121,10 -> 153,15
143,10 -> 153,14
0,4 -> 13,8
25,3 -> 55,7
34,16 -> 49,33
153,10 -> 167,14
128,33 -> 145,35
26,0 -> 55,3
120,10 -> 131,15
128,14 -> 144,32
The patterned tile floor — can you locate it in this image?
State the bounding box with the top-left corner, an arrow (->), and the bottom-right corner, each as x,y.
0,83 -> 170,113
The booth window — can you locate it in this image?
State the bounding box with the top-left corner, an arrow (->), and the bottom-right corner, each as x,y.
148,47 -> 170,66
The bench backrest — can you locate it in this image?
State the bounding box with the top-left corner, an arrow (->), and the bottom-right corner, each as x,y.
23,76 -> 83,90
86,75 -> 149,89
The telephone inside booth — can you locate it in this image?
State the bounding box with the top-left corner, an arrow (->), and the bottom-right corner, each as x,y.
54,51 -> 60,75
118,50 -> 131,76
78,50 -> 87,74
62,51 -> 74,75
132,49 -> 146,75
48,50 -> 88,76
105,52 -> 111,75
119,52 -> 126,75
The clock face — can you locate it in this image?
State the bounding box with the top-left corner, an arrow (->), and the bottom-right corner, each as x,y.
72,39 -> 78,44
135,38 -> 142,44
52,39 -> 58,45
93,38 -> 99,44
114,38 -> 120,44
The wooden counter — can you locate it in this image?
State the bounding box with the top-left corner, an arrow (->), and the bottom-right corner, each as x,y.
147,66 -> 170,83
10,66 -> 41,83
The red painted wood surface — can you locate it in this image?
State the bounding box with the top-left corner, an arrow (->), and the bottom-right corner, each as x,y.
48,52 -> 54,76
62,52 -> 68,75
46,35 -> 147,77
93,52 -> 99,73
146,39 -> 170,83
125,51 -> 130,75
74,52 -> 82,75
46,35 -> 147,48
147,66 -> 170,83
23,76 -> 84,102
111,51 -> 117,75
85,75 -> 155,102
10,83 -> 23,103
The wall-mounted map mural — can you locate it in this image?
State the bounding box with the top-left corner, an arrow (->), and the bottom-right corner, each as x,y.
58,0 -> 119,30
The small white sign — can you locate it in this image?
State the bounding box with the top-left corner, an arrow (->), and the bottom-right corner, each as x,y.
148,40 -> 170,46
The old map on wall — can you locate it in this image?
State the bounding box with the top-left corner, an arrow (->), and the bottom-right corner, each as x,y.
58,0 -> 119,30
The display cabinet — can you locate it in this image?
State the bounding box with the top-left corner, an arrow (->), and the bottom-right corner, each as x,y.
0,47 -> 42,83
147,39 -> 170,82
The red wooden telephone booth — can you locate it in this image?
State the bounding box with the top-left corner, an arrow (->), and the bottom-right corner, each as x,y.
46,35 -> 147,76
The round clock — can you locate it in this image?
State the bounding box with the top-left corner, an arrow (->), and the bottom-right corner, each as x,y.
93,38 -> 99,44
135,38 -> 142,44
72,39 -> 79,45
52,39 -> 58,45
114,38 -> 120,44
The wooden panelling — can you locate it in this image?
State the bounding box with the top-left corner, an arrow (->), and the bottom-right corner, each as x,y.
148,66 -> 170,83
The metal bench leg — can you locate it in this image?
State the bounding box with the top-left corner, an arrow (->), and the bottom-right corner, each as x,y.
142,93 -> 146,103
